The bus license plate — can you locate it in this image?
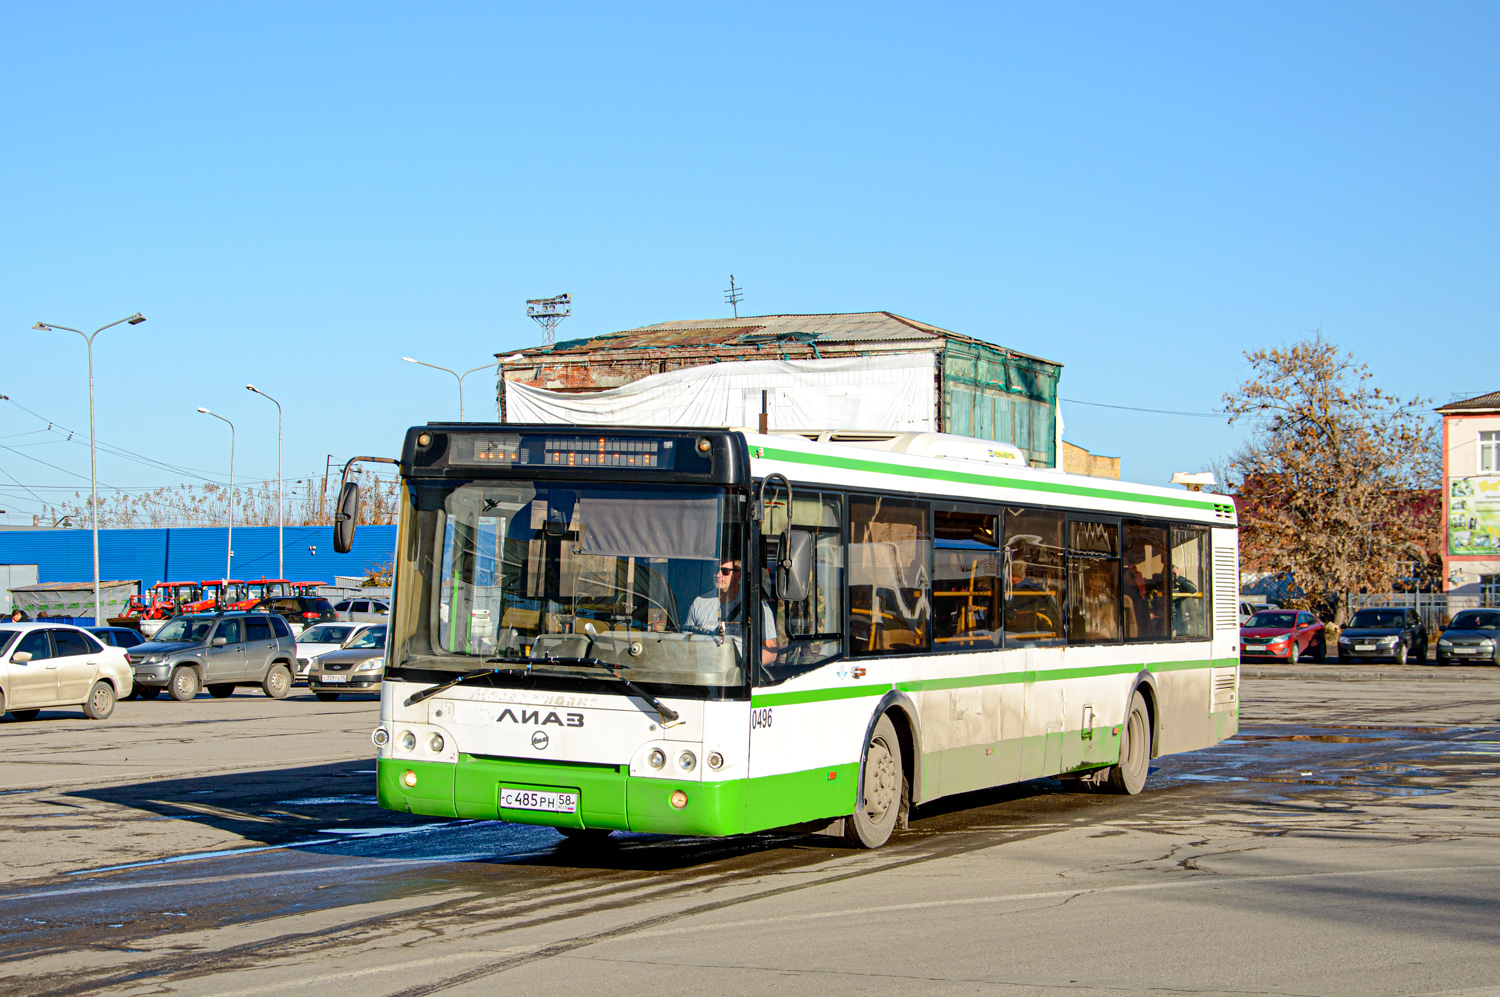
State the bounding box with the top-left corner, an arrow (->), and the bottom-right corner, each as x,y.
321,674 -> 348,683
500,788 -> 578,813
1355,644 -> 1376,651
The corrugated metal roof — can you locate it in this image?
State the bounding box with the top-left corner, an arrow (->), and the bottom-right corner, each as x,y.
10,580 -> 141,593
1437,390 -> 1500,413
507,311 -> 1059,367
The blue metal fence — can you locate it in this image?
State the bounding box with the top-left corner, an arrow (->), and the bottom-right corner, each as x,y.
0,525 -> 397,595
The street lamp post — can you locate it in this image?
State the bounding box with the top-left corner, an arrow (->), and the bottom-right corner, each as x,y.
401,356 -> 500,421
32,313 -> 146,623
197,408 -> 236,583
245,385 -> 283,579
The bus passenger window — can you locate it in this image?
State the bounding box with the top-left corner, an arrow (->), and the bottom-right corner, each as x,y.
1170,526 -> 1210,638
849,497 -> 930,656
933,507 -> 1002,650
1003,508 -> 1065,645
759,492 -> 844,683
1067,521 -> 1121,643
1123,522 -> 1168,641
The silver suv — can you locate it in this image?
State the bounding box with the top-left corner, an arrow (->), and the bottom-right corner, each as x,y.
126,612 -> 298,701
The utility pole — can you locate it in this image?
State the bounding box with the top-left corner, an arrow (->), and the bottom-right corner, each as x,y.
724,275 -> 744,318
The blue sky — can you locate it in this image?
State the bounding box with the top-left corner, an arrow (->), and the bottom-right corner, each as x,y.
2,2 -> 1496,523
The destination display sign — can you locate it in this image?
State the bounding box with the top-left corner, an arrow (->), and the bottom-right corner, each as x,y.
450,432 -> 702,472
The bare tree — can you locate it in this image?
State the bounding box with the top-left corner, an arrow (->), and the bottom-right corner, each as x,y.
1223,333 -> 1440,622
41,473 -> 399,529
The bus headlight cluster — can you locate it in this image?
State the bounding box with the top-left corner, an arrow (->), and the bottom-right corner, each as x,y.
428,733 -> 445,753
647,748 -> 666,769
400,731 -> 417,751
372,727 -> 390,747
678,750 -> 696,772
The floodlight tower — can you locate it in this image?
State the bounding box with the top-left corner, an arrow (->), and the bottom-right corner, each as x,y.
526,293 -> 572,346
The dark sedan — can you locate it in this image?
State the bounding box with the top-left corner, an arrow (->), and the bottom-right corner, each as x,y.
1240,610 -> 1326,662
1435,610 -> 1500,665
1337,607 -> 1428,664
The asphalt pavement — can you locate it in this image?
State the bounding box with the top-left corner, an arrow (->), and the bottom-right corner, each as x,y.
1,676 -> 1499,997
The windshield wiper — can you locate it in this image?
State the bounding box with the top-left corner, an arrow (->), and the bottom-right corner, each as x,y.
403,666 -> 524,706
483,653 -> 681,723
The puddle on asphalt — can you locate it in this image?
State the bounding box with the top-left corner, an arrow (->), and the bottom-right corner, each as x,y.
1152,723 -> 1499,800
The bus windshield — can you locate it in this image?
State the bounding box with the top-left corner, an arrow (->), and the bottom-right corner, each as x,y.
392,479 -> 746,689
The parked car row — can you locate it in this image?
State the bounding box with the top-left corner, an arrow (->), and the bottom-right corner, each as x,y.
1,611 -> 387,722
1239,605 -> 1500,666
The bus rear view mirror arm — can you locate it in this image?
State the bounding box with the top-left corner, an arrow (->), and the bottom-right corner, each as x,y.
333,456 -> 401,554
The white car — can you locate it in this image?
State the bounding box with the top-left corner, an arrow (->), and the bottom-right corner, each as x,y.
1,622 -> 132,721
1239,601 -> 1280,625
293,621 -> 374,679
332,598 -> 389,623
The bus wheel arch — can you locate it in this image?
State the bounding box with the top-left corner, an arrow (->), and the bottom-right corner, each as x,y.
1131,671 -> 1160,757
857,692 -> 921,829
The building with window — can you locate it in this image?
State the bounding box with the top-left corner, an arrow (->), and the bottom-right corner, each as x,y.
1438,391 -> 1500,607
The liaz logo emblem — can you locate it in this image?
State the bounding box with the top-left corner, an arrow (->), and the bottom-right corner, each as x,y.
531,731 -> 549,750
497,708 -> 584,728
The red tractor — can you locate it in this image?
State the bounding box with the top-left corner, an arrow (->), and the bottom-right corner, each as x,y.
143,582 -> 200,619
231,578 -> 292,611
185,580 -> 248,613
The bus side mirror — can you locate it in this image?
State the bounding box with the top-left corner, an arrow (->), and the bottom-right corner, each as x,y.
776,529 -> 813,603
333,481 -> 360,554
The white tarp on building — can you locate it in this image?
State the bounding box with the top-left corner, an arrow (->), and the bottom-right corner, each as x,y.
505,353 -> 938,431
9,580 -> 138,621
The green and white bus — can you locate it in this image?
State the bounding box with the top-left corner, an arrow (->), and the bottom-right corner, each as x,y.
346,424 -> 1239,848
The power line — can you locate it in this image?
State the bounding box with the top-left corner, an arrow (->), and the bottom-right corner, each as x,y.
1060,397 -> 1224,419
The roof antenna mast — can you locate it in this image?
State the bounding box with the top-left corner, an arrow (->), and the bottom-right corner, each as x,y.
526,293 -> 572,346
724,275 -> 743,319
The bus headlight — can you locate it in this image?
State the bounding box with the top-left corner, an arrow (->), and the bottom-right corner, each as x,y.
402,769 -> 417,788
678,750 -> 696,771
428,733 -> 445,753
647,748 -> 666,769
707,752 -> 724,770
372,727 -> 390,747
400,731 -> 416,751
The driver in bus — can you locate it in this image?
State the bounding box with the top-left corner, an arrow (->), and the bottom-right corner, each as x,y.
685,558 -> 778,666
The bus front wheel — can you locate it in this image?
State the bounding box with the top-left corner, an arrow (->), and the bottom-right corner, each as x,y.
844,714 -> 904,849
1107,691 -> 1151,795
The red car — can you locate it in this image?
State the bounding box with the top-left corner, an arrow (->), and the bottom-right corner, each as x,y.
1240,609 -> 1326,662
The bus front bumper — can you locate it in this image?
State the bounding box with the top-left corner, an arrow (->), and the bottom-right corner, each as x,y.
376,755 -> 751,837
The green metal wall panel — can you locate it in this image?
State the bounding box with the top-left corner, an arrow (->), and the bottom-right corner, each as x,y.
940,342 -> 1058,467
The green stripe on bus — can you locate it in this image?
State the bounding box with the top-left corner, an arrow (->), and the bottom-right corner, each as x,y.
751,657 -> 1233,707
751,684 -> 887,708
755,446 -> 1221,513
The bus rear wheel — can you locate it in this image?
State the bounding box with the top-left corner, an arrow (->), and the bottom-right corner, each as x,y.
1106,690 -> 1151,795
844,714 -> 903,849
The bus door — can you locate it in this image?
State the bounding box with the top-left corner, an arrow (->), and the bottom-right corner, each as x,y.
1060,516 -> 1122,774
1004,506 -> 1067,780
